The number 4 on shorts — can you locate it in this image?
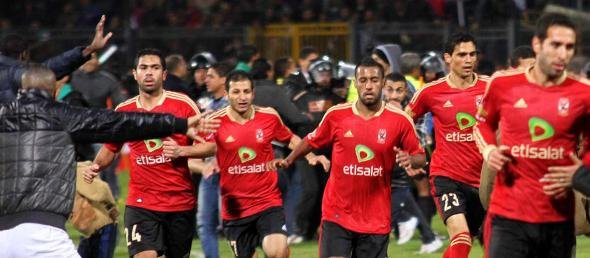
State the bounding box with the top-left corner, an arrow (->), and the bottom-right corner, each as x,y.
125,224 -> 142,246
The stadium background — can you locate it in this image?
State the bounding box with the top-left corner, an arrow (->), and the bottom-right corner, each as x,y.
3,0 -> 590,257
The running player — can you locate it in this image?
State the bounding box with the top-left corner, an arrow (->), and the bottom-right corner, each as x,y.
270,57 -> 425,258
474,13 -> 590,258
179,70 -> 329,258
406,32 -> 489,257
90,48 -> 201,258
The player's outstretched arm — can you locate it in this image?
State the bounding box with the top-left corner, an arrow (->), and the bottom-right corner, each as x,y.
187,114 -> 221,135
286,135 -> 330,172
84,146 -> 117,183
394,146 -> 426,169
163,138 -> 216,159
268,138 -> 315,171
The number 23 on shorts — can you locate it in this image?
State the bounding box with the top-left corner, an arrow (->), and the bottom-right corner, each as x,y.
441,193 -> 460,211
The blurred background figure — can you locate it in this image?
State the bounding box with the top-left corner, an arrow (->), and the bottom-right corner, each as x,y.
234,44 -> 260,72
508,45 -> 536,70
164,54 -> 191,97
420,51 -> 446,83
188,51 -> 217,101
273,56 -> 297,86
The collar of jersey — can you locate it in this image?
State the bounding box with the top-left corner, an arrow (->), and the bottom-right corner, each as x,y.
352,100 -> 385,118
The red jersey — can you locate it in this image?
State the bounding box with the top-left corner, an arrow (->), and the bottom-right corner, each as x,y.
207,106 -> 293,220
306,102 -> 424,234
474,70 -> 590,223
105,91 -> 199,212
406,75 -> 489,187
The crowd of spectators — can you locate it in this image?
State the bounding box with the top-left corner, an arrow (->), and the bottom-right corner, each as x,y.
2,0 -> 588,30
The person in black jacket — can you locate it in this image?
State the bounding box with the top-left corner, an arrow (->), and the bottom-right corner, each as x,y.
251,58 -> 313,238
0,65 -> 217,258
251,58 -> 311,128
0,15 -> 112,103
164,54 -> 192,97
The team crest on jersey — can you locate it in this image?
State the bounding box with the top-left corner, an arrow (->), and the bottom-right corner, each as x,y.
558,98 -> 569,116
256,129 -> 264,142
377,129 -> 387,144
475,95 -> 483,107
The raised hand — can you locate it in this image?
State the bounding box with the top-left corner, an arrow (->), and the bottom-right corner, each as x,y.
83,15 -> 113,56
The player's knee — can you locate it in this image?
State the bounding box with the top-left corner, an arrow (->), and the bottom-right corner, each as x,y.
264,245 -> 289,258
262,234 -> 288,258
446,213 -> 470,236
266,248 -> 289,258
133,250 -> 158,258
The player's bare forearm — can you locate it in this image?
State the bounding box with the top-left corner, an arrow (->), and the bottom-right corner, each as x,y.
285,139 -> 314,167
289,135 -> 317,162
93,146 -> 117,171
288,135 -> 302,150
183,143 -> 217,159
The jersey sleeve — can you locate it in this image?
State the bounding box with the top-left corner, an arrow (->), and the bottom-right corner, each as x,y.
473,78 -> 501,158
305,110 -> 334,149
398,116 -> 425,155
184,98 -> 200,118
405,87 -> 429,121
273,116 -> 294,142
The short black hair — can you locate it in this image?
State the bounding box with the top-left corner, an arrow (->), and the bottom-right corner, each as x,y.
355,56 -> 384,79
237,44 -> 258,62
0,34 -> 28,59
209,62 -> 234,78
225,70 -> 254,91
385,72 -> 412,106
299,46 -> 318,59
509,45 -> 535,68
535,13 -> 576,41
134,48 -> 166,70
444,31 -> 477,55
385,72 -> 406,84
251,58 -> 272,80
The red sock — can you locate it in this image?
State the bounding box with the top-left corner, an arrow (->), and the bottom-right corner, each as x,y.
442,247 -> 451,258
448,232 -> 472,258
